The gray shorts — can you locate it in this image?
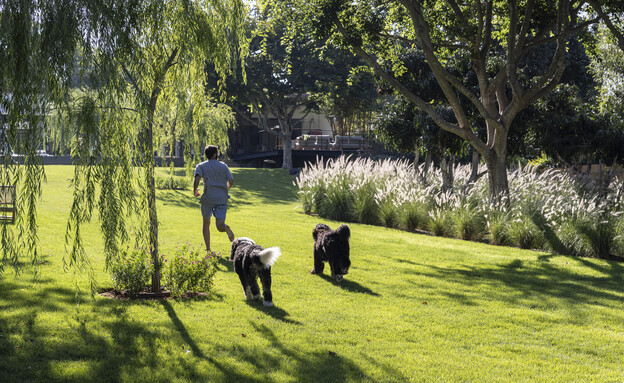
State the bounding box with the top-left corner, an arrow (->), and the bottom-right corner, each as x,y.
200,203 -> 228,220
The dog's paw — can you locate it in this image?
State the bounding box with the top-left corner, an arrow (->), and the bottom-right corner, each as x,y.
244,287 -> 253,300
263,300 -> 274,307
310,268 -> 316,274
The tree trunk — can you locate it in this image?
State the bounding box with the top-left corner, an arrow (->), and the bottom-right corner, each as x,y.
469,148 -> 480,184
484,151 -> 509,204
413,145 -> 420,171
282,134 -> 293,169
420,154 -> 431,185
146,99 -> 161,293
440,155 -> 455,192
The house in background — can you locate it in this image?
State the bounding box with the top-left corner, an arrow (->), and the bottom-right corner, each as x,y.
228,108 -> 367,168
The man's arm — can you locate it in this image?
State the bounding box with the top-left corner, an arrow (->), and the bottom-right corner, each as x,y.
227,179 -> 234,191
194,174 -> 201,197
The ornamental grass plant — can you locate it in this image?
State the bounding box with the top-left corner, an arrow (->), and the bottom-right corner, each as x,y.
296,156 -> 624,259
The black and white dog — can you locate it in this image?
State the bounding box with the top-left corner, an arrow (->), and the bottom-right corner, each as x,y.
229,237 -> 281,307
311,223 -> 351,282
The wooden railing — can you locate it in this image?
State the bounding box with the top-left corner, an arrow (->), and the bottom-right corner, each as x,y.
292,135 -> 364,151
0,185 -> 16,224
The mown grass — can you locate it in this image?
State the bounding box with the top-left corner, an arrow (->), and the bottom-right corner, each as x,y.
1,165 -> 623,382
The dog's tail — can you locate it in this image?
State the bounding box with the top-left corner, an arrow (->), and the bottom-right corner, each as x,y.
336,224 -> 350,240
259,247 -> 281,268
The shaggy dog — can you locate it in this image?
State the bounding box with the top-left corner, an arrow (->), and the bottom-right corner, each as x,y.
310,223 -> 351,282
229,237 -> 281,307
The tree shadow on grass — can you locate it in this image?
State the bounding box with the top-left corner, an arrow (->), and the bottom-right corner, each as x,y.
319,274 -> 380,296
0,274 -> 386,382
244,300 -> 302,325
161,300 -> 205,358
158,189 -> 198,209
214,322 -> 404,383
418,256 -> 624,312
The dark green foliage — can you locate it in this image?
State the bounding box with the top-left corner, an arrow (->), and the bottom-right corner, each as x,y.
428,209 -> 454,238
509,216 -> 545,250
317,176 -> 353,222
486,211 -> 511,246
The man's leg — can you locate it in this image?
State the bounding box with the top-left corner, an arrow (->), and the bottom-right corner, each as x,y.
214,205 -> 235,242
203,217 -> 211,254
200,204 -> 212,255
216,218 -> 235,242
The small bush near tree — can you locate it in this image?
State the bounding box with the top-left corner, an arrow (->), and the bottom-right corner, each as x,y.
109,247 -> 154,298
508,216 -> 544,250
163,244 -> 219,297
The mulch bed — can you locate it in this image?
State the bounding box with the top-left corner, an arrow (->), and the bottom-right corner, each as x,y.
98,288 -> 208,300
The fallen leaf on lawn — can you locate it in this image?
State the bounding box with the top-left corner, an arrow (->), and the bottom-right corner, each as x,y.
241,333 -> 247,337
422,301 -> 428,305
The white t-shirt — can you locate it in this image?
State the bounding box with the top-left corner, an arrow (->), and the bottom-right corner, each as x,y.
194,160 -> 233,205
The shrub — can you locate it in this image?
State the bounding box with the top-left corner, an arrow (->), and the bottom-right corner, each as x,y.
378,198 -> 399,228
555,218 -> 584,256
614,215 -> 624,258
352,182 -> 379,225
453,204 -> 485,241
163,244 -> 219,297
508,216 -> 544,250
486,210 -> 511,246
295,155 -> 624,259
298,189 -> 314,215
429,209 -> 455,237
319,175 -> 354,221
401,201 -> 429,232
575,213 -> 618,259
155,175 -> 188,190
109,247 -> 154,298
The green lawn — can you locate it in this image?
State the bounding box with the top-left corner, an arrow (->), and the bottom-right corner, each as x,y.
1,166 -> 623,382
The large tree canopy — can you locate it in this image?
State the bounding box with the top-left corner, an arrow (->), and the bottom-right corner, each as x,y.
305,0 -> 597,202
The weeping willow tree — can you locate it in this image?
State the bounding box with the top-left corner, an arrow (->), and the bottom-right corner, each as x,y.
154,88 -> 236,178
1,0 -> 248,293
0,0 -> 81,275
